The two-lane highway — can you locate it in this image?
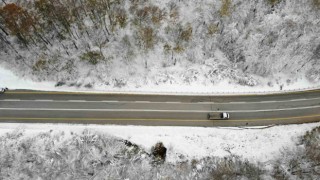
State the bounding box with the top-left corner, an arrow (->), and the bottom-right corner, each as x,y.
0,90 -> 319,126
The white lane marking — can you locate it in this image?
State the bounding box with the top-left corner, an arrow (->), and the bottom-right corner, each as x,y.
0,99 -> 151,103
0,105 -> 319,112
197,102 -> 213,104
68,100 -> 87,102
102,100 -> 119,103
2,99 -> 21,101
0,96 -> 319,104
289,99 -> 307,101
260,101 -> 277,103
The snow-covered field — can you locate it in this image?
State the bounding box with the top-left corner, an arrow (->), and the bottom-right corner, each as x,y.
1,122 -> 319,164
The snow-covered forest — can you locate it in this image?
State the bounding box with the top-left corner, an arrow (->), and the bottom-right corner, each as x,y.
0,124 -> 320,179
0,0 -> 320,90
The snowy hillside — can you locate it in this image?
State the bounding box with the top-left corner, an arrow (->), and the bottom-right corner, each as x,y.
0,0 -> 320,91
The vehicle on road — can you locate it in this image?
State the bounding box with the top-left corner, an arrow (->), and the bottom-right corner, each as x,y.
0,87 -> 7,93
207,112 -> 230,120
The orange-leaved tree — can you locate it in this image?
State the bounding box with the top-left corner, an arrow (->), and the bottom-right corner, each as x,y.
0,3 -> 35,41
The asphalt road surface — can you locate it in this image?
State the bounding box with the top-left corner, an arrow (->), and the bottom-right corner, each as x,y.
0,89 -> 319,126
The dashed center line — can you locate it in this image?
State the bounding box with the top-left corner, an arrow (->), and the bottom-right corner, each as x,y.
102,100 -> 119,103
229,102 -> 246,104
196,102 -> 213,104
3,99 -> 20,101
0,105 -> 319,112
0,96 -> 319,104
289,99 -> 307,101
260,101 -> 277,103
67,100 -> 87,102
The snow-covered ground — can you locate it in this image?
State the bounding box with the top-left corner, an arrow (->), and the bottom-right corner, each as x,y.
0,65 -> 318,94
1,122 -> 319,163
0,66 -> 55,90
